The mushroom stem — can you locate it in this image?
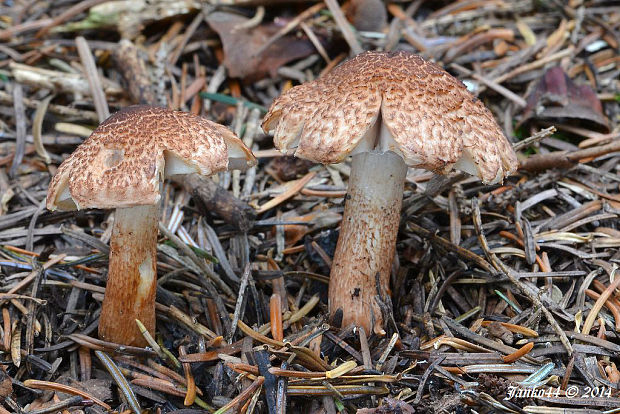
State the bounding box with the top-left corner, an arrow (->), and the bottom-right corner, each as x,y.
99,204 -> 159,346
329,151 -> 407,335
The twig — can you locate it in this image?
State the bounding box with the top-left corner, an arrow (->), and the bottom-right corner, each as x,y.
414,355 -> 445,404
75,36 -> 109,122
214,376 -> 264,414
451,62 -> 527,108
179,175 -> 256,231
228,263 -> 252,343
493,48 -> 573,84
9,84 -> 26,178
26,396 -> 89,414
513,126 -> 557,150
256,171 -> 317,213
112,39 -> 157,105
25,199 -> 46,253
10,62 -> 123,97
158,222 -> 234,298
300,21 -> 331,63
0,17 -> 52,41
0,90 -> 98,121
23,379 -> 111,411
167,306 -> 218,340
520,139 -> 620,173
406,221 -> 495,273
324,0 -> 363,55
34,0 -> 110,38
169,12 -> 204,66
471,198 -> 573,356
253,3 -> 325,57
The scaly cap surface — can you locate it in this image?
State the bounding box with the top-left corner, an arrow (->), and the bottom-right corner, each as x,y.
263,51 -> 518,184
47,105 -> 256,210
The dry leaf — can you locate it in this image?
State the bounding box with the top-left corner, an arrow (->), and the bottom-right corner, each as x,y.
266,155 -> 314,181
206,11 -> 318,82
521,66 -> 610,132
486,321 -> 514,344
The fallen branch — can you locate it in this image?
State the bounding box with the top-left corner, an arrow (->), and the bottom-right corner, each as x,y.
520,138 -> 620,173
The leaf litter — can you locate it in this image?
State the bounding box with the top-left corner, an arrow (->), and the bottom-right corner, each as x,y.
0,0 -> 619,413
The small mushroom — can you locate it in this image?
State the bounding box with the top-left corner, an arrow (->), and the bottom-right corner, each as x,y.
47,105 -> 256,346
263,51 -> 518,335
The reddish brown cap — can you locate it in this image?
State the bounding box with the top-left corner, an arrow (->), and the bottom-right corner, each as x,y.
263,51 -> 518,184
47,105 -> 256,210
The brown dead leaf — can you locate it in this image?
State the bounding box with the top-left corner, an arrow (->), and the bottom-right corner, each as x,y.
485,321 -> 514,344
521,66 -> 610,132
266,155 -> 315,181
206,11 -> 318,82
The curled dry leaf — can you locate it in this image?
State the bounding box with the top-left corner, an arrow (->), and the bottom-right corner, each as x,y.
485,321 -> 514,344
521,66 -> 610,132
206,11 -> 319,82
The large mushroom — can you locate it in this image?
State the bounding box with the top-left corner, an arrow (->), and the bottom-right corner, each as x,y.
47,105 -> 256,346
262,51 -> 518,335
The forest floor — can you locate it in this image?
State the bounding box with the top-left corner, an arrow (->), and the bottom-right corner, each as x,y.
0,0 -> 619,413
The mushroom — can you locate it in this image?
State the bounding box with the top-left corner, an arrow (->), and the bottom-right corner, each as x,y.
47,105 -> 256,346
262,51 -> 518,335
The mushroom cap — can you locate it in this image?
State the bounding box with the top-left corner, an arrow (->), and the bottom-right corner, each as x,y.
262,50 -> 518,184
47,105 -> 256,211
